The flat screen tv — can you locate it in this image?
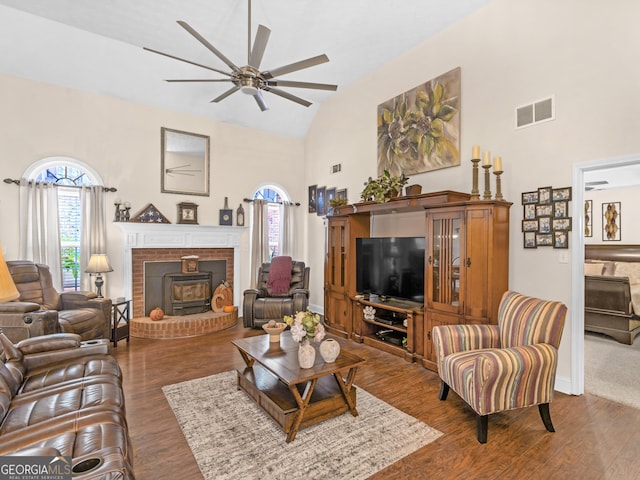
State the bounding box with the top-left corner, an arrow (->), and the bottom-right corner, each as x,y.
356,236 -> 425,303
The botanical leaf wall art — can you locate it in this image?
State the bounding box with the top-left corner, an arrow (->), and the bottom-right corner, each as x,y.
377,67 -> 461,176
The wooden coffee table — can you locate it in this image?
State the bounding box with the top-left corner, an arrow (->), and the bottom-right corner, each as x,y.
232,331 -> 366,442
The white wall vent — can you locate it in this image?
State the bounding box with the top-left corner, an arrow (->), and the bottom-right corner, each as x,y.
330,163 -> 342,174
515,96 -> 555,129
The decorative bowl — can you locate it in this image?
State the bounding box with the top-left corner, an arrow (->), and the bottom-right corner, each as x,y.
262,322 -> 287,342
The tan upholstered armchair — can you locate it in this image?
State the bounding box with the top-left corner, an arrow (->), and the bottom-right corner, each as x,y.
432,290 -> 567,443
243,260 -> 310,328
0,261 -> 111,342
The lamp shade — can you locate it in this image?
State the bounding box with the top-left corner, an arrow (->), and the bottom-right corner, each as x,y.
85,254 -> 114,274
0,244 -> 20,302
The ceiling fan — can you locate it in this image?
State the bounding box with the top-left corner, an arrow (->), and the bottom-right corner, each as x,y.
144,0 -> 338,111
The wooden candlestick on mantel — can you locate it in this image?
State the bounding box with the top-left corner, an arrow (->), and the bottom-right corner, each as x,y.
483,164 -> 492,200
471,158 -> 481,200
493,169 -> 504,200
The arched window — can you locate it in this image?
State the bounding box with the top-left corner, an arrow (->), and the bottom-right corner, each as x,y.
253,185 -> 288,260
25,158 -> 103,291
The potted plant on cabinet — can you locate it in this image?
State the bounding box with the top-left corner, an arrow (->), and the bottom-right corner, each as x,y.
360,170 -> 409,203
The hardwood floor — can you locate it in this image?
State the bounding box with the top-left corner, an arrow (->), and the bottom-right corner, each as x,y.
113,322 -> 640,480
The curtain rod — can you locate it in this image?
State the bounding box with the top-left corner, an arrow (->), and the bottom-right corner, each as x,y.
243,197 -> 300,207
4,178 -> 117,192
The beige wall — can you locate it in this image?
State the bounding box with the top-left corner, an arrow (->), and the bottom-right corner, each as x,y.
304,0 -> 640,386
0,73 -> 305,299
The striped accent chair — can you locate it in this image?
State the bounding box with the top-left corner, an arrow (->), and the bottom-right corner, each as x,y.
432,290 -> 567,443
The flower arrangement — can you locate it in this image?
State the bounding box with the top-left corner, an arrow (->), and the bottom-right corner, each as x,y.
284,308 -> 326,344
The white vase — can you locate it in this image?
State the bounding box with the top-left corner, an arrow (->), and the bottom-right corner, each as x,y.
319,338 -> 341,363
298,340 -> 316,369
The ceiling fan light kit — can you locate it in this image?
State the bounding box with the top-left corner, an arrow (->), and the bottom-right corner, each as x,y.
144,0 -> 337,111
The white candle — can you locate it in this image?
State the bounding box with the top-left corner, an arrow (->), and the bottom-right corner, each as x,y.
472,145 -> 480,159
482,152 -> 491,166
494,156 -> 503,172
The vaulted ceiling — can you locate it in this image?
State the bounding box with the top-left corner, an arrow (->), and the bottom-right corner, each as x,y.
0,0 -> 489,138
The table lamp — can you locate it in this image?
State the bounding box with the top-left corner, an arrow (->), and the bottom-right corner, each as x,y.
0,244 -> 19,302
85,254 -> 113,298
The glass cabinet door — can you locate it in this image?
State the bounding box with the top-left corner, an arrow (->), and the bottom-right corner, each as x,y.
427,211 -> 463,313
328,220 -> 346,288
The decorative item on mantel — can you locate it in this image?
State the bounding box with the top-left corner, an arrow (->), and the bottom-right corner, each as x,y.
360,170 -> 409,203
219,197 -> 233,226
114,199 -> 131,222
236,203 -> 245,226
177,202 -> 199,225
130,203 -> 171,223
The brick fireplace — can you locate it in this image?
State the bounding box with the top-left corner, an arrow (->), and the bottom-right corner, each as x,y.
116,223 -> 242,318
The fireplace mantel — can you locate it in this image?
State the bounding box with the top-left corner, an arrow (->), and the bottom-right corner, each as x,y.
115,223 -> 244,309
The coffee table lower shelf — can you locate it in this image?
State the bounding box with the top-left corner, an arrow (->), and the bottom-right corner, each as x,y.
236,365 -> 357,435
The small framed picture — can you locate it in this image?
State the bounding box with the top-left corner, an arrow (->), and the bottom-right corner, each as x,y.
584,199 -> 593,237
524,204 -> 536,220
552,187 -> 572,202
553,217 -> 572,231
336,188 -> 348,203
524,231 -> 537,249
316,186 -> 326,216
537,186 -> 553,205
536,204 -> 552,217
538,216 -> 552,233
308,185 -> 317,213
326,188 -> 336,216
553,200 -> 569,218
553,231 -> 569,249
177,202 -> 198,225
522,219 -> 538,232
522,191 -> 539,204
536,233 -> 553,247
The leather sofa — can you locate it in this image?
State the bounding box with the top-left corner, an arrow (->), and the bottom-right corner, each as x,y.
0,260 -> 111,342
0,332 -> 133,479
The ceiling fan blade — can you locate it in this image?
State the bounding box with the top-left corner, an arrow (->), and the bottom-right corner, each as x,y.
253,91 -> 268,111
265,80 -> 337,91
249,25 -> 271,69
166,79 -> 232,83
262,54 -> 330,80
211,86 -> 240,103
143,47 -> 232,77
263,86 -> 312,107
178,21 -> 241,73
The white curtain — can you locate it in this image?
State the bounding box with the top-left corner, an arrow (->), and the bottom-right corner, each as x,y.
80,186 -> 108,292
250,199 -> 269,286
18,180 -> 63,290
280,202 -> 295,258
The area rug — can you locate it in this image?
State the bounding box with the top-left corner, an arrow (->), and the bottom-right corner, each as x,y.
162,370 -> 442,480
585,332 -> 640,409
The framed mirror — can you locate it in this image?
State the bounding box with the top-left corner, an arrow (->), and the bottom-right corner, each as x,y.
161,127 -> 210,196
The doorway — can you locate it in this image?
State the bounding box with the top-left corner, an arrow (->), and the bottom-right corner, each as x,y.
571,153 -> 640,395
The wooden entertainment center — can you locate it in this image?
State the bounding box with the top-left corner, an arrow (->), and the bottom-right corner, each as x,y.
324,190 -> 511,372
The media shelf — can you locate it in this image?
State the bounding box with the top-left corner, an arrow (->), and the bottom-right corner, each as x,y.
353,297 -> 424,362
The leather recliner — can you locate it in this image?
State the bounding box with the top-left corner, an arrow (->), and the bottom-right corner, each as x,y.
0,260 -> 111,342
243,260 -> 310,328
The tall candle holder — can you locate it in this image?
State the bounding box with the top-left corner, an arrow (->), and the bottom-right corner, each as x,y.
471,157 -> 481,201
493,168 -> 504,200
483,164 -> 492,200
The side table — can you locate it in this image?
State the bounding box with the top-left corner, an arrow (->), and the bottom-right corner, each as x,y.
111,299 -> 131,347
